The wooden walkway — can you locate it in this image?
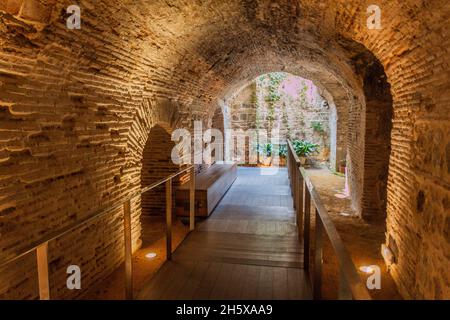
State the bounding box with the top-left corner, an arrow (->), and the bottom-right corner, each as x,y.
138,167 -> 311,300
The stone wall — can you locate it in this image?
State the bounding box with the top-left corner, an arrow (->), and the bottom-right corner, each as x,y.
211,106 -> 225,135
255,74 -> 330,162
210,105 -> 225,162
227,75 -> 331,165
228,83 -> 257,164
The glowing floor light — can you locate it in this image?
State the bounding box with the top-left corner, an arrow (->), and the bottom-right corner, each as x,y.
145,252 -> 157,259
339,212 -> 351,217
359,266 -> 374,274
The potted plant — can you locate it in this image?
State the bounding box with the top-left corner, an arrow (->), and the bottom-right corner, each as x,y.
257,143 -> 273,166
292,140 -> 319,165
278,144 -> 288,166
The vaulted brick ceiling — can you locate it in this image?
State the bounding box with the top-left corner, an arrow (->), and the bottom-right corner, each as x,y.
0,0 -> 449,300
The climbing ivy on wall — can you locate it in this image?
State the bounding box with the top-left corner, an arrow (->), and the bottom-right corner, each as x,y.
250,73 -> 329,160
262,72 -> 287,128
297,81 -> 309,109
311,121 -> 325,134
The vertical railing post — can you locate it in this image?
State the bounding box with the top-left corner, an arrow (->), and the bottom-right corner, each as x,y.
287,148 -> 291,193
287,146 -> 290,171
123,199 -> 133,300
36,242 -> 50,300
290,154 -> 293,189
189,166 -> 195,232
313,209 -> 323,300
297,168 -> 304,236
293,161 -> 297,210
303,183 -> 311,272
338,267 -> 353,300
288,147 -> 294,196
166,179 -> 173,260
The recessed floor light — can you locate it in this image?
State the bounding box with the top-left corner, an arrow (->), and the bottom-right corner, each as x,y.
359,266 -> 374,274
145,252 -> 157,259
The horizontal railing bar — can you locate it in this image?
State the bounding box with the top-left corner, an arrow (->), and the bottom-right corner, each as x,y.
298,166 -> 371,300
140,165 -> 193,195
0,165 -> 194,269
0,200 -> 124,269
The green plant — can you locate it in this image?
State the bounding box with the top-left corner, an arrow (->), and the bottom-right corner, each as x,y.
263,73 -> 287,128
292,139 -> 319,157
278,144 -> 288,158
265,91 -> 281,103
257,143 -> 273,157
311,121 -> 325,134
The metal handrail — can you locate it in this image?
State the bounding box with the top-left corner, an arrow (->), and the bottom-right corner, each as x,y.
286,139 -> 371,300
140,165 -> 193,194
0,164 -> 196,300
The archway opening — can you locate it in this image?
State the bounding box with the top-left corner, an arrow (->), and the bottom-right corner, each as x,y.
141,124 -> 179,218
140,123 -> 189,245
224,72 -> 334,168
215,65 -> 395,298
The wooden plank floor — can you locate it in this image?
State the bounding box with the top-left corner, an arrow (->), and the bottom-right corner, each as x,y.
138,167 -> 311,300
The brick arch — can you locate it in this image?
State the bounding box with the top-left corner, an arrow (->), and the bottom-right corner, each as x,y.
214,52 -> 387,221
140,123 -> 180,217
0,0 -> 448,299
123,97 -> 181,247
124,97 -> 180,195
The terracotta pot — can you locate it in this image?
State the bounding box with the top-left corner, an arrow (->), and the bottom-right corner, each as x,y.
261,156 -> 272,166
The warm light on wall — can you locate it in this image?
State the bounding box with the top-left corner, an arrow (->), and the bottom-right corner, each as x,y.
381,244 -> 395,267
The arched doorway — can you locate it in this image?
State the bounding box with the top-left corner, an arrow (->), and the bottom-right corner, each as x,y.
141,124 -> 180,217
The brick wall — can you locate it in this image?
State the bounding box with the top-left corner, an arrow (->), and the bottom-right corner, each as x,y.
0,0 -> 449,299
361,58 -> 393,220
